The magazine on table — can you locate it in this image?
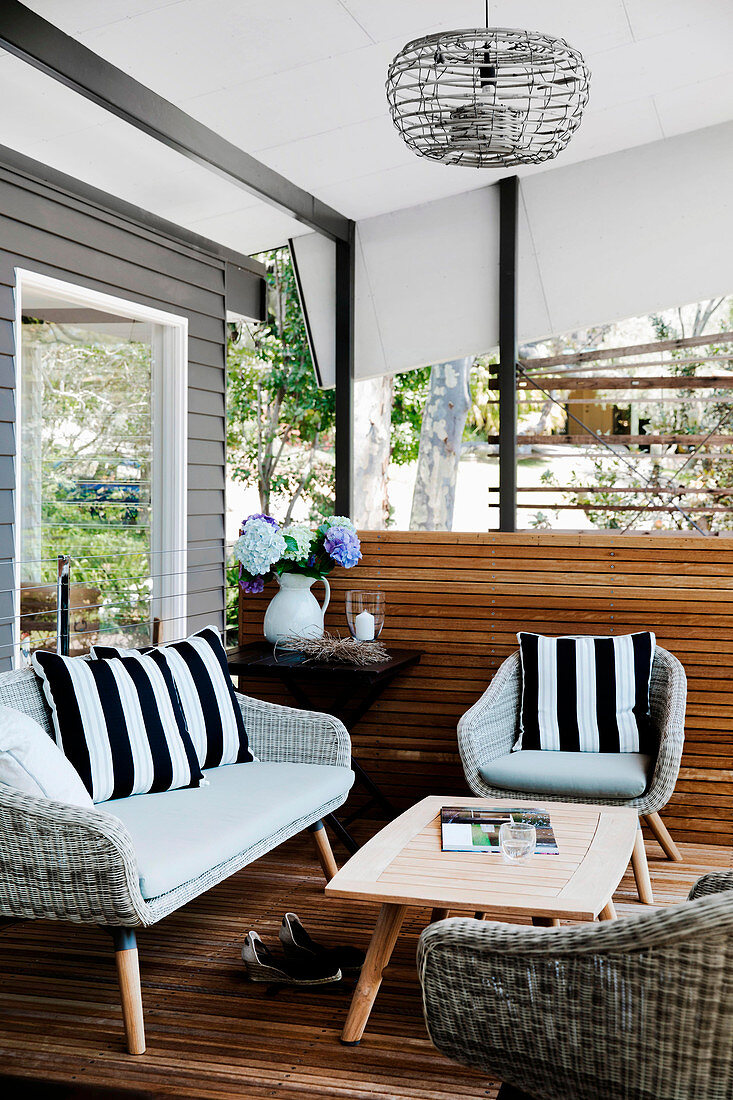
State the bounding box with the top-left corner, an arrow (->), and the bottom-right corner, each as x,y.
440,806 -> 559,855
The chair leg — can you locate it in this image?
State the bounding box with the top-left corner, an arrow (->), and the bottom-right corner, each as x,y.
644,812 -> 683,862
631,824 -> 654,905
308,820 -> 339,881
111,928 -> 145,1055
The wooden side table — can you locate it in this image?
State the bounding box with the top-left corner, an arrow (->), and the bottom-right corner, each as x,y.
227,644 -> 421,852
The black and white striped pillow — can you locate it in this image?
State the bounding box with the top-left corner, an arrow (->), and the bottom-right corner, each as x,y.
516,631 -> 656,753
91,625 -> 253,769
31,649 -> 203,803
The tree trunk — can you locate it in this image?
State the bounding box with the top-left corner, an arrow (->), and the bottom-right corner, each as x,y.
352,375 -> 393,528
410,358 -> 473,531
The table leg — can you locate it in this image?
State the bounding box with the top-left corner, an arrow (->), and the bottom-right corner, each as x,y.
430,907 -> 450,923
340,903 -> 406,1045
599,900 -> 618,921
631,824 -> 654,905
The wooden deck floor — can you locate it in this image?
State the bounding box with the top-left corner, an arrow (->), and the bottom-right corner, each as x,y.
0,828 -> 730,1100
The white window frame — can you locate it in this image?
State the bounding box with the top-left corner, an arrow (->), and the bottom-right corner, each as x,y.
14,269 -> 188,662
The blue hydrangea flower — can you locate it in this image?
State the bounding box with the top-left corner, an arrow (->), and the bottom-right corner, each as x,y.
324,526 -> 362,568
234,516 -> 286,577
282,523 -> 314,562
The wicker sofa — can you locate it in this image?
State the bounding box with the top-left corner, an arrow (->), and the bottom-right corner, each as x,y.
0,666 -> 353,1054
418,872 -> 733,1100
457,646 -> 687,903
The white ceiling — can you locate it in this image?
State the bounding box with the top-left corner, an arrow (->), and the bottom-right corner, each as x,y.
2,0 -> 733,254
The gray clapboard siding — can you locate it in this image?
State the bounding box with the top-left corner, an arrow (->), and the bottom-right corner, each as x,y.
0,423 -> 14,455
189,412 -> 226,441
0,326 -> 14,358
0,178 -> 225,295
0,357 -> 14,388
189,388 -> 226,418
188,489 -> 225,516
0,216 -> 226,318
0,250 -> 228,347
0,152 -> 264,666
0,465 -> 14,491
189,337 -> 228,370
189,362 -> 227,392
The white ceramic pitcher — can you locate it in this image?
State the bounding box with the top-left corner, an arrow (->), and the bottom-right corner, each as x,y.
263,572 -> 330,645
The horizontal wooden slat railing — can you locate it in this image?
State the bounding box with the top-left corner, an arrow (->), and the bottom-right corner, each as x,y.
238,531 -> 733,845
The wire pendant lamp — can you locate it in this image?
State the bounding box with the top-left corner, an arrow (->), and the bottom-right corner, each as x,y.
386,2 -> 590,168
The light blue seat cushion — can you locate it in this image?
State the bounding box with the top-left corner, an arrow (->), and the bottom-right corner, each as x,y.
108,762 -> 354,899
479,751 -> 652,800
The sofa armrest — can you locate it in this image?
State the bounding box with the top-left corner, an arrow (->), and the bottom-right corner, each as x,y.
236,692 -> 351,768
642,647 -> 687,814
457,653 -> 521,795
0,783 -> 149,926
418,902 -> 733,1097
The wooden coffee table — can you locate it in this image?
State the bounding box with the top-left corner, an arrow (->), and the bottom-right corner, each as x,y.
326,795 -> 638,1044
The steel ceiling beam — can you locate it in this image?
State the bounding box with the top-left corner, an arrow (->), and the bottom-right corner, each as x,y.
0,1 -> 351,243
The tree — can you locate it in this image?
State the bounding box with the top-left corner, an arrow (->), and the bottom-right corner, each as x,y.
409,358 -> 473,530
353,375 -> 393,528
227,248 -> 335,522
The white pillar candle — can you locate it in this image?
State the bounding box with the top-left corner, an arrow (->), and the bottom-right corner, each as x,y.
355,609 -> 375,641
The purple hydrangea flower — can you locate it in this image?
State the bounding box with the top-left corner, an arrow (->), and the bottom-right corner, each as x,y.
240,512 -> 278,535
324,526 -> 362,569
241,574 -> 265,594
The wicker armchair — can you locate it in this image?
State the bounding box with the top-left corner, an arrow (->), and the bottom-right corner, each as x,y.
418,873 -> 733,1100
0,667 -> 351,1053
457,647 -> 687,903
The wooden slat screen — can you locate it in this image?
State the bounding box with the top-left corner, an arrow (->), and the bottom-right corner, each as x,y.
239,531 -> 733,845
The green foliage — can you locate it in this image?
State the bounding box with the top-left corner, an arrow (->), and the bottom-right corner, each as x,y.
389,353 -> 500,465
466,355 -> 501,439
21,324 -> 154,645
227,248 -> 335,519
390,365 -> 431,464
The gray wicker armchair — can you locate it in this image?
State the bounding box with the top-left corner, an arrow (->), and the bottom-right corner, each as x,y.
418,873 -> 733,1100
457,647 -> 687,903
0,667 -> 351,1053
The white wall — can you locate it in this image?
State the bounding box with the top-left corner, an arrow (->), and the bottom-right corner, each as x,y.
293,120 -> 733,384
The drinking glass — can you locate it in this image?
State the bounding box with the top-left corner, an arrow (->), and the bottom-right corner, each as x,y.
499,821 -> 536,862
345,591 -> 385,641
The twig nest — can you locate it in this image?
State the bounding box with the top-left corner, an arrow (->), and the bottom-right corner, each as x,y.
277,632 -> 388,665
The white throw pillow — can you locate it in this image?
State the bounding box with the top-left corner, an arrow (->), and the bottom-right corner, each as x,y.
0,704 -> 94,808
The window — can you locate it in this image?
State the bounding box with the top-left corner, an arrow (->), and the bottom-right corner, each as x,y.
16,271 -> 187,660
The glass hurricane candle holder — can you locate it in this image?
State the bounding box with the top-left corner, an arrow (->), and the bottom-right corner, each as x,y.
345,590 -> 385,642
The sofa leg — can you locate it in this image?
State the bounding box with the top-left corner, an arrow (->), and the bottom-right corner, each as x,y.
111,928 -> 146,1055
631,824 -> 654,905
497,1085 -> 538,1100
308,820 -> 339,881
644,812 -> 683,862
